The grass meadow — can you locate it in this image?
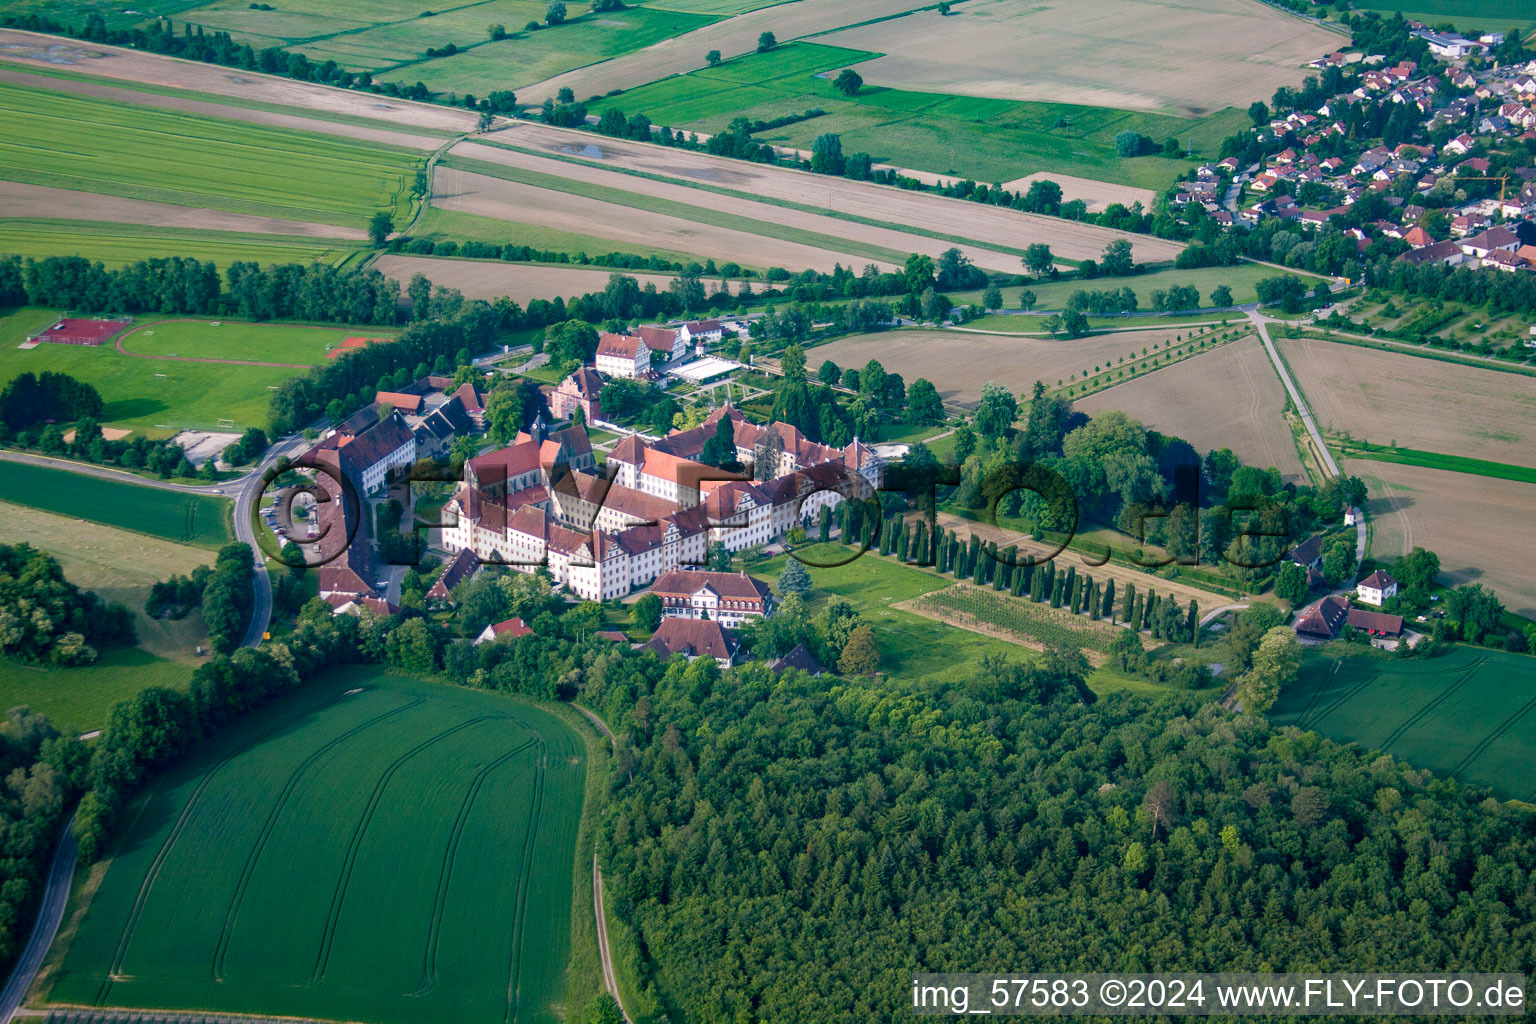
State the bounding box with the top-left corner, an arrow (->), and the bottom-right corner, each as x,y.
593,43 -> 1247,188
0,459 -> 232,547
0,307 -> 306,433
412,206 -> 704,265
48,671 -> 589,1024
0,220 -> 359,269
946,262 -> 1313,309
1273,647 -> 1536,802
0,79 -> 419,229
1346,0 -> 1535,35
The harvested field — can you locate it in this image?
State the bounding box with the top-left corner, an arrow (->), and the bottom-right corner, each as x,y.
1000,172 -> 1157,213
1286,336 -> 1536,468
452,140 -> 1025,272
431,164 -> 895,272
490,122 -> 1184,263
516,0 -> 931,103
375,255 -> 678,303
0,181 -> 367,240
0,28 -> 481,132
809,326 -> 1198,406
819,0 -> 1340,116
1346,458 -> 1536,619
1078,338 -> 1304,477
0,67 -> 444,151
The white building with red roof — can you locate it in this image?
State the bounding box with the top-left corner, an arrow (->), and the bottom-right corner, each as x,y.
595,333 -> 651,379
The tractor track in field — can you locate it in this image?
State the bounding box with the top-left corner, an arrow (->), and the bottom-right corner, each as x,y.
415,737 -> 539,995
310,716 -> 500,984
1292,658 -> 1340,728
99,688 -> 365,1003
1449,692 -> 1536,782
1377,658 -> 1487,755
210,696 -> 426,982
1301,663 -> 1380,732
503,742 -> 546,1024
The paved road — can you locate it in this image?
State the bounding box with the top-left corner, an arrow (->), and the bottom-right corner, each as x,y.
1200,603 -> 1250,627
0,816 -> 76,1023
1247,311 -> 1340,477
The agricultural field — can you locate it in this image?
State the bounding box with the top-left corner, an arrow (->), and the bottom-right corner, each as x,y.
949,262 -> 1307,310
591,42 -> 1240,190
1273,647 -> 1536,802
0,29 -> 482,133
1078,338 -> 1306,480
1285,336 -> 1536,468
47,671 -> 589,1024
448,141 -> 1025,273
0,501 -> 212,733
0,220 -> 358,269
0,307 -> 307,432
809,326 -> 1203,407
430,164 -> 896,274
119,319 -> 383,366
487,122 -> 1186,263
411,206 -> 706,266
0,459 -> 232,547
375,255 -> 678,304
1001,172 -> 1156,213
1347,0 -> 1536,36
514,0 -> 931,103
0,76 -> 419,230
817,0 -> 1339,116
1346,459 -> 1536,620
905,583 -> 1126,656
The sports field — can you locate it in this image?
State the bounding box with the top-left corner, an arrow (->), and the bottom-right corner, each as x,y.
1078,338 -> 1305,480
0,307 -> 307,432
48,672 -> 588,1024
0,460 -> 232,547
0,77 -> 418,229
1273,647 -> 1536,802
120,319 -> 384,366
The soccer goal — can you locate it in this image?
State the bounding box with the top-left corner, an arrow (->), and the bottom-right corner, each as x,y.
217,418 -> 237,430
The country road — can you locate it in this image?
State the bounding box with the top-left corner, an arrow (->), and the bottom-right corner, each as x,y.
1247,311 -> 1340,477
0,815 -> 75,1023
572,704 -> 633,1024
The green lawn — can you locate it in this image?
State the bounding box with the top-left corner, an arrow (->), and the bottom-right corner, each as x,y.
0,307 -> 307,432
0,220 -> 358,269
1273,646 -> 1536,802
120,319 -> 390,366
1334,442 -> 1536,485
48,670 -> 589,1024
0,78 -> 419,229
0,647 -> 195,736
0,459 -> 233,547
595,42 -> 1248,189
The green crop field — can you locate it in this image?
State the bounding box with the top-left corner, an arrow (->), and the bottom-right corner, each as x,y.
1348,0 -> 1535,35
48,671 -> 587,1024
1272,647 -> 1536,801
413,206 -> 706,265
0,220 -> 358,269
119,319 -> 388,366
0,460 -> 232,547
946,262 -> 1315,310
0,307 -> 307,432
0,79 -> 419,229
595,43 -> 1248,189
365,7 -> 718,93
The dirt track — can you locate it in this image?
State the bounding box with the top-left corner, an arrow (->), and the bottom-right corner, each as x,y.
1078,338 -> 1304,478
431,164 -> 896,273
453,140 -> 1025,273
0,181 -> 367,240
493,122 -> 1184,263
0,28 -> 479,133
1347,459 -> 1536,619
375,255 -> 680,303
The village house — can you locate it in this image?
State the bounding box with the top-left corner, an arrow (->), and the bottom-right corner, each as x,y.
595,332 -> 652,379
1356,570 -> 1399,606
650,569 -> 774,627
643,617 -> 741,667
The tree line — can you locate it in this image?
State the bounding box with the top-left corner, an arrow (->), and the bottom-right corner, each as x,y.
146,543 -> 255,653
0,544 -> 135,665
